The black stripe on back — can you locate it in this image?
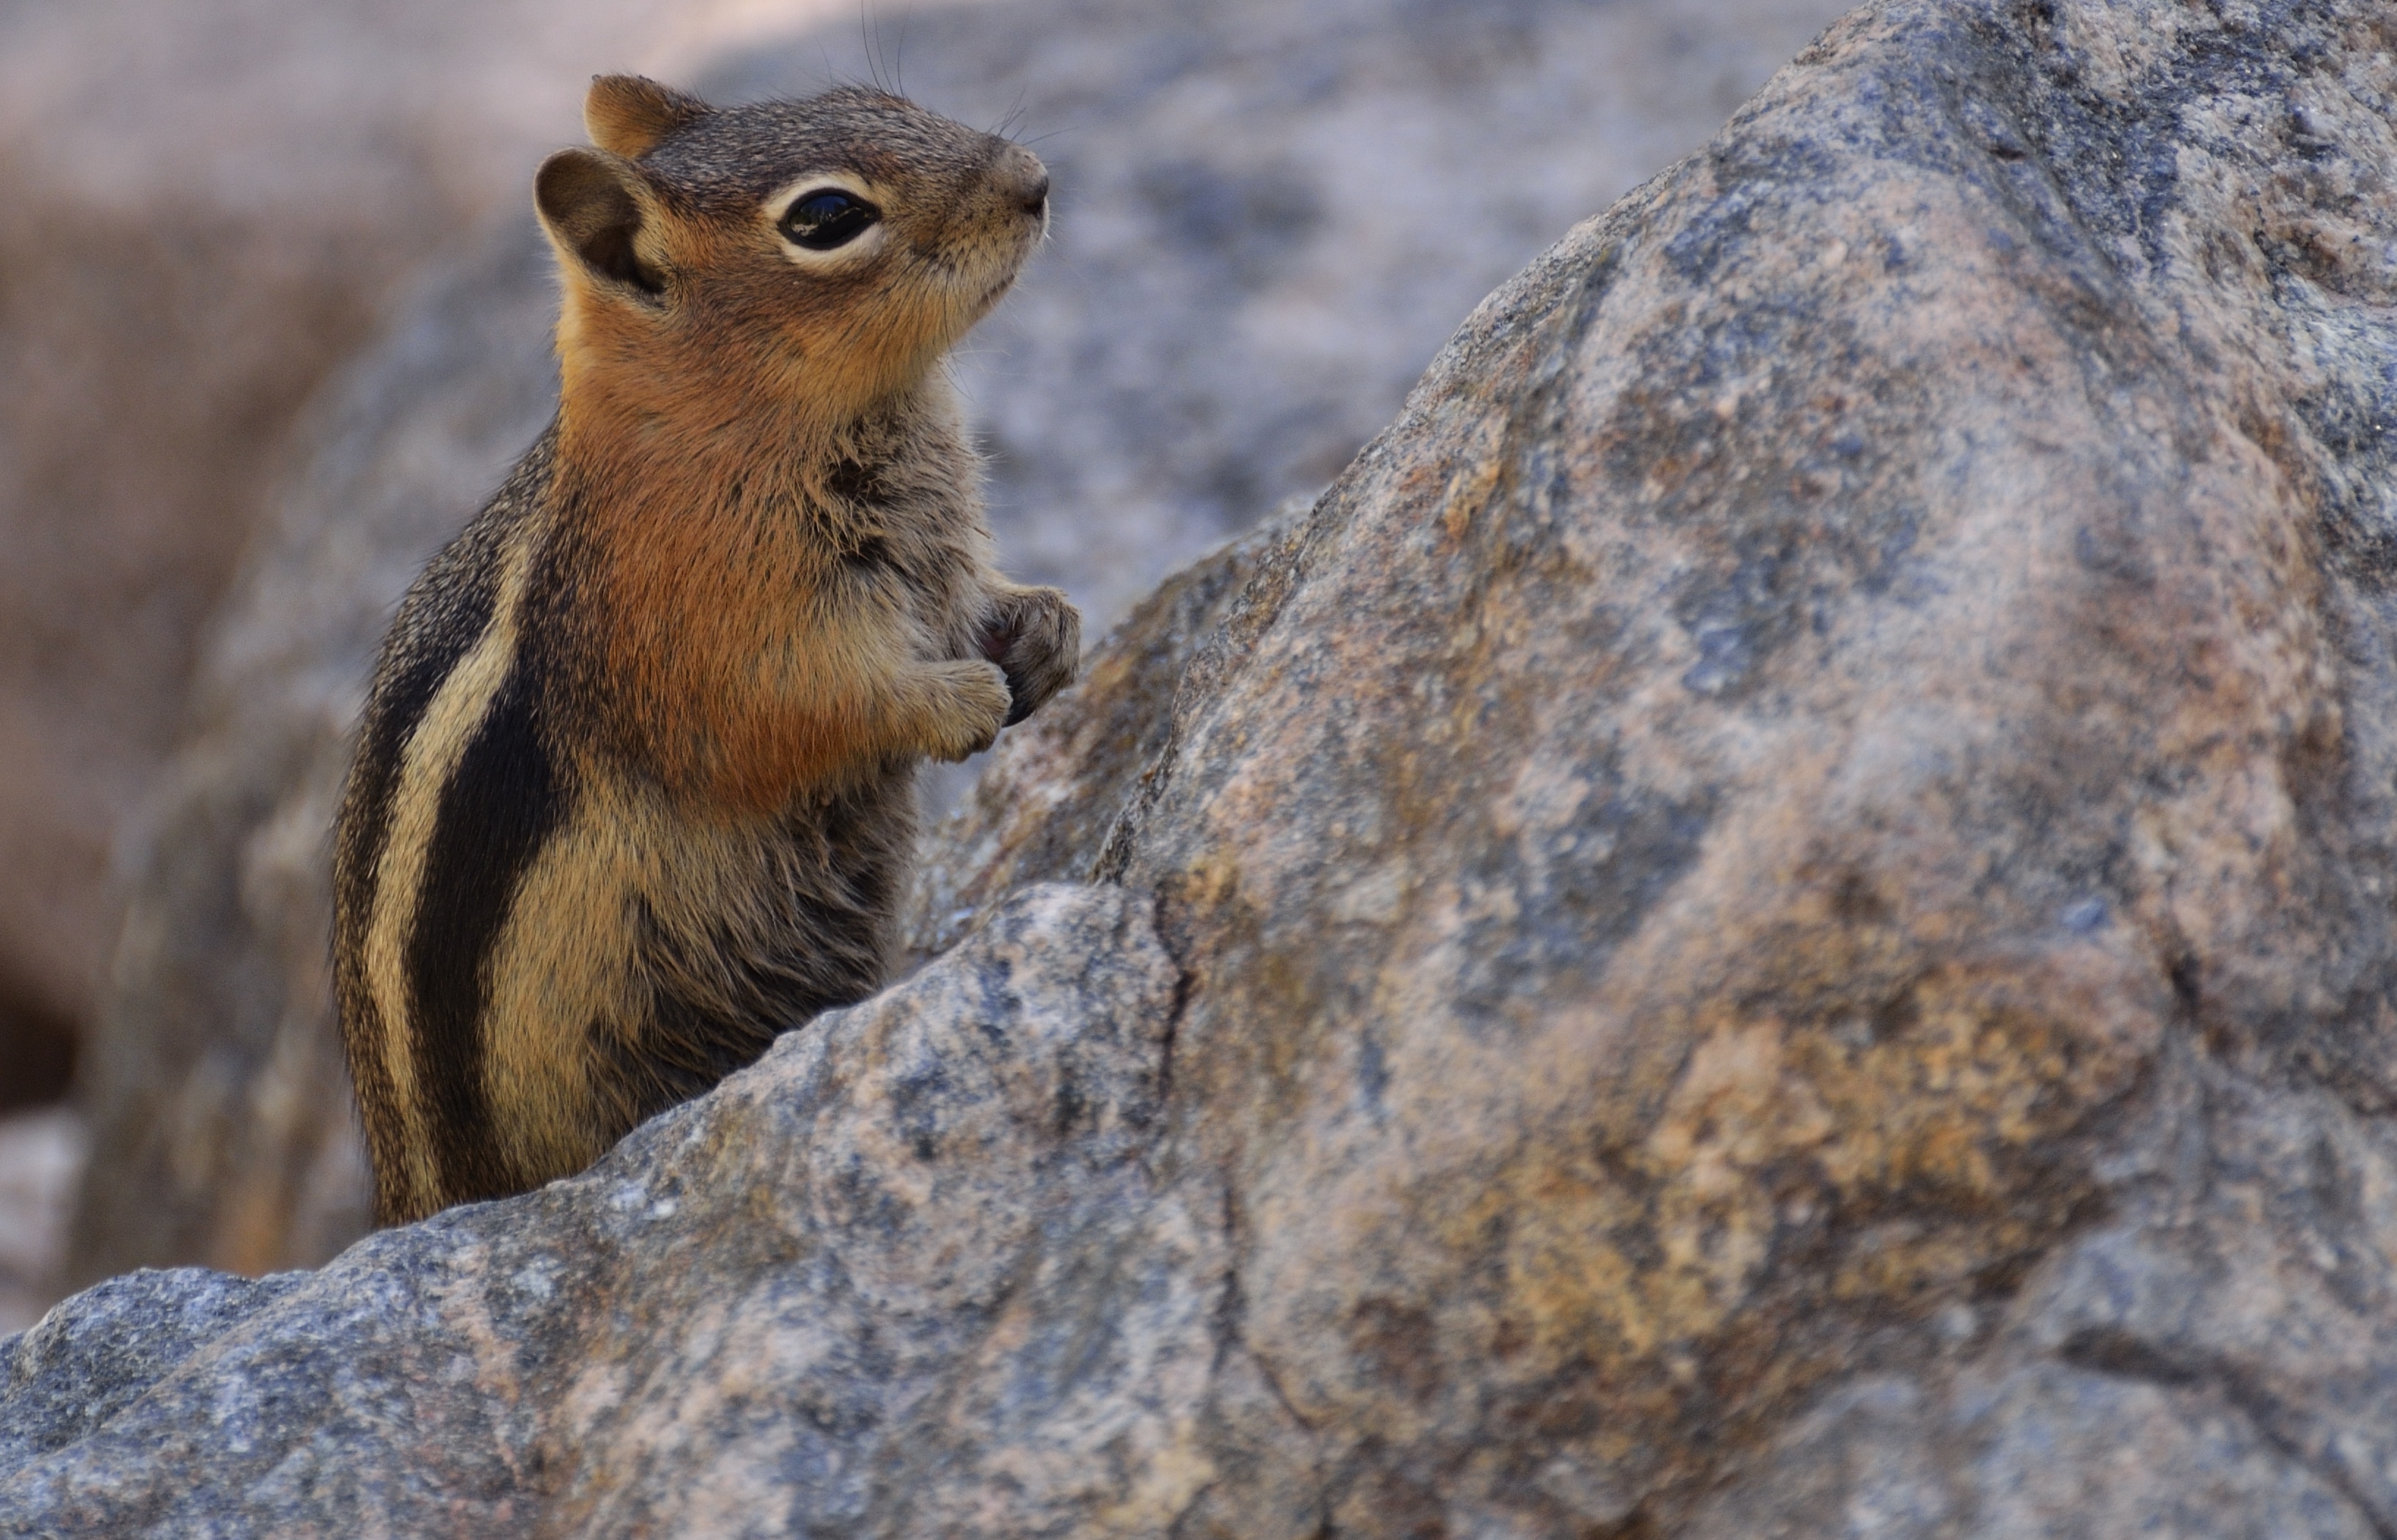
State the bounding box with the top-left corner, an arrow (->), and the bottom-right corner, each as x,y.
406,664 -> 566,1203
334,523 -> 509,1225
335,549 -> 502,952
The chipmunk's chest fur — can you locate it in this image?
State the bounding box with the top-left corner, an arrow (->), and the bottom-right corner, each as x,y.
334,402 -> 990,1224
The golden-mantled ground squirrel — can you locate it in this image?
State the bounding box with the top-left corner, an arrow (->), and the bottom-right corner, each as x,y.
333,76 -> 1079,1225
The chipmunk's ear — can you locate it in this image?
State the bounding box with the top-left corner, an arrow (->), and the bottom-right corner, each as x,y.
535,149 -> 667,299
585,74 -> 707,158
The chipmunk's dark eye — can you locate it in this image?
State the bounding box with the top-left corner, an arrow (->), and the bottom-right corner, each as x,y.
780,190 -> 880,250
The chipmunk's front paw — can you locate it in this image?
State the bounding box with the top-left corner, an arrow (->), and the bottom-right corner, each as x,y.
923,659 -> 1013,761
981,587 -> 1082,727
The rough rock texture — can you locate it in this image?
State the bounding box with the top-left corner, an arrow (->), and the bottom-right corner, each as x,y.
7,887 -> 1188,1533
902,501 -> 1308,966
15,0 -> 2397,1528
0,0 -> 843,1105
65,0 -> 1842,1285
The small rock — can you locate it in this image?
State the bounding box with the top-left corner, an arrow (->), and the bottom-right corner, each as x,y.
0,1108 -> 84,1333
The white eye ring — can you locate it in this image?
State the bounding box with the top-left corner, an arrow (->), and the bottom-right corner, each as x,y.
766,175 -> 888,266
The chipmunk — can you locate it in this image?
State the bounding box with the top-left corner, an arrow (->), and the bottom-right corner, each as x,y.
332,75 -> 1080,1226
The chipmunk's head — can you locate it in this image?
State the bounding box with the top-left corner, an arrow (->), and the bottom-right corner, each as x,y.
537,76 -> 1047,424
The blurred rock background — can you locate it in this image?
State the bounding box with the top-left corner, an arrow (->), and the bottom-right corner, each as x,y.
0,0 -> 1849,1318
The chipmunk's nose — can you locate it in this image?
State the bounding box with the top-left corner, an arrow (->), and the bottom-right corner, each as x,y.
992,142 -> 1049,220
